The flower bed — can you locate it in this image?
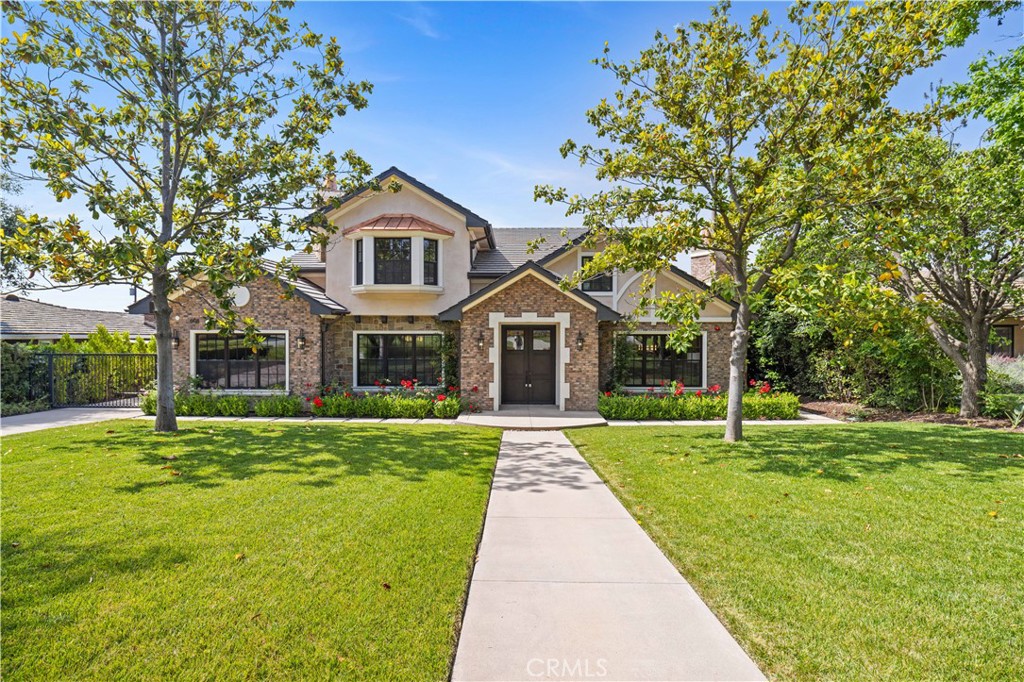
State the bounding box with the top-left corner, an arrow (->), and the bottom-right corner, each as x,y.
598,381 -> 800,421
140,378 -> 466,419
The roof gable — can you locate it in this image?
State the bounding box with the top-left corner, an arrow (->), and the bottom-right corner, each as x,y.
438,261 -> 620,322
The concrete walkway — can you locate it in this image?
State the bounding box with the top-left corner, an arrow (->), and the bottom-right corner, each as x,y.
452,430 -> 765,682
458,405 -> 608,430
1,407 -> 142,436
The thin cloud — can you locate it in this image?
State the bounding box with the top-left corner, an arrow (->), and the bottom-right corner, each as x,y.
394,4 -> 443,40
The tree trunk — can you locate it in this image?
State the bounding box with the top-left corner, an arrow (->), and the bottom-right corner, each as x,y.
724,300 -> 752,442
152,273 -> 178,432
959,323 -> 989,419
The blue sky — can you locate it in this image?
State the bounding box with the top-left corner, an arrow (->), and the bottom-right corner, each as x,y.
13,1 -> 1022,311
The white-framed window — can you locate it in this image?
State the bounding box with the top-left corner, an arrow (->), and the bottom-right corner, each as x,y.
353,331 -> 443,387
354,238 -> 364,285
191,330 -> 289,391
579,252 -> 614,293
615,331 -> 706,388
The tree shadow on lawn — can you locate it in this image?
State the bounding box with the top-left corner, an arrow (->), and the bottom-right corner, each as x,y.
649,424 -> 1024,483
44,423 -> 501,493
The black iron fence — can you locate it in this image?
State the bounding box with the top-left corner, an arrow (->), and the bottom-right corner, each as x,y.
46,353 -> 157,408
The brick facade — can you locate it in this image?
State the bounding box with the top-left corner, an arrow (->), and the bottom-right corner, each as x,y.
459,273 -> 600,412
169,276 -> 324,393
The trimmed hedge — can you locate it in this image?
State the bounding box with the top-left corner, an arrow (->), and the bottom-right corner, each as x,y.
311,393 -> 451,419
253,395 -> 304,417
597,392 -> 800,421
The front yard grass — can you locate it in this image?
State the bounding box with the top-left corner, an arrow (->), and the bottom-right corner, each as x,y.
1,421 -> 502,681
568,423 -> 1023,680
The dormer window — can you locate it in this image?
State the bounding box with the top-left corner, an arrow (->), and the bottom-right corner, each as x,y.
581,255 -> 613,293
375,237 -> 412,284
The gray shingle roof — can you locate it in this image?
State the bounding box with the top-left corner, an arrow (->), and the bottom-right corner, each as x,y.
290,251 -> 326,270
470,227 -> 588,277
1,294 -> 155,339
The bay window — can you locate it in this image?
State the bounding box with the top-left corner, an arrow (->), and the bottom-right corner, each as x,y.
194,332 -> 287,390
619,333 -> 703,387
356,333 -> 442,386
355,238 -> 363,285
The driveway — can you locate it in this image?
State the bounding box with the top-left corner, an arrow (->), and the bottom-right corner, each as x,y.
1,407 -> 143,436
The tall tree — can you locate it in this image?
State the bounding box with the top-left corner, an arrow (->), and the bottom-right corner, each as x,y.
794,132 -> 1024,418
1,1 -> 371,431
537,0 -> 972,441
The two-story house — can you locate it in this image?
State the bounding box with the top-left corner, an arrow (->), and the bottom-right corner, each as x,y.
163,167 -> 737,411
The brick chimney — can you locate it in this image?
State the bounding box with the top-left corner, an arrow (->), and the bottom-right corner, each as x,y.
689,249 -> 729,283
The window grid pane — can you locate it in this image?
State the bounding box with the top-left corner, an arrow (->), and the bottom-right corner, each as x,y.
621,334 -> 702,387
355,239 -> 363,285
195,333 -> 286,390
356,333 -> 442,386
990,326 -> 1014,355
424,239 -> 438,286
374,238 -> 412,284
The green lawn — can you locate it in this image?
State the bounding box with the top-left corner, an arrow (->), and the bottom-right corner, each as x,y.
1,421 -> 501,681
568,423 -> 1023,681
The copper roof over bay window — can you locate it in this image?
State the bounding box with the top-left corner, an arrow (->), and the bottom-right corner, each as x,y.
342,213 -> 456,237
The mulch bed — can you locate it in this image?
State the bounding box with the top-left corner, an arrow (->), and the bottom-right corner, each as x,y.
800,400 -> 1015,431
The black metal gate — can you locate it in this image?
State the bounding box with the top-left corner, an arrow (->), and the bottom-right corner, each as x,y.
48,353 -> 157,408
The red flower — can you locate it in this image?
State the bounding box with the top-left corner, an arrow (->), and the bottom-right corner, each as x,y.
325,386 -> 332,393
448,385 -> 457,392
696,389 -> 703,397
313,397 -> 324,408
374,379 -> 381,387
674,387 -> 684,396
343,392 -> 352,398
437,394 -> 447,402
604,391 -> 612,397
471,385 -> 479,392
305,396 -> 311,401
759,383 -> 771,394
714,325 -> 721,331
749,378 -> 757,386
709,384 -> 720,393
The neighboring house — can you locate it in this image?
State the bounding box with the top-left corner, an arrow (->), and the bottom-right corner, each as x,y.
156,167 -> 740,411
0,293 -> 154,343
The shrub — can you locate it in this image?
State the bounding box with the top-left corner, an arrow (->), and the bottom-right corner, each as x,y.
1,344 -> 49,405
386,395 -> 433,419
0,398 -> 50,417
253,394 -> 304,417
981,393 -> 1024,419
432,395 -> 461,419
176,392 -> 220,416
597,391 -> 800,421
216,395 -> 250,417
987,355 -> 1024,394
311,394 -> 357,418
140,390 -> 157,415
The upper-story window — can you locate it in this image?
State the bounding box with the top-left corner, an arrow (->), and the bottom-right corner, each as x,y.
581,255 -> 613,293
424,239 -> 438,286
374,238 -> 412,284
355,238 -> 364,285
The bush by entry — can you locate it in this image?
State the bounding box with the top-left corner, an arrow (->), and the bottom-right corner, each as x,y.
1,421 -> 501,680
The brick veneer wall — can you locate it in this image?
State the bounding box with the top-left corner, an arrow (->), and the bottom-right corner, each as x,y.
598,321 -> 734,391
169,277 -> 324,393
459,273 -> 600,411
322,315 -> 447,386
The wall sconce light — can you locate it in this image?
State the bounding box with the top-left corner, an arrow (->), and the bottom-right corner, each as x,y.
576,330 -> 585,351
407,315 -> 414,324
297,329 -> 307,349
354,315 -> 361,323
171,331 -> 180,350
380,315 -> 388,324
476,330 -> 485,351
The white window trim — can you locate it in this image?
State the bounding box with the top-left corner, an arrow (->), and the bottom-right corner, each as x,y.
351,330 -> 444,389
578,251 -> 616,298
189,329 -> 290,393
353,237 -> 364,287
613,330 -> 708,391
